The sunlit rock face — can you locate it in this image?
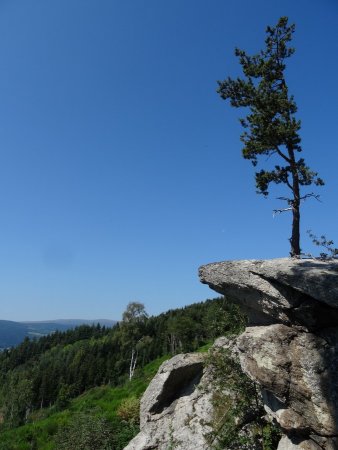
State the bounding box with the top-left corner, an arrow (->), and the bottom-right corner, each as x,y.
124,338 -> 262,450
199,258 -> 338,450
199,258 -> 338,330
124,353 -> 213,450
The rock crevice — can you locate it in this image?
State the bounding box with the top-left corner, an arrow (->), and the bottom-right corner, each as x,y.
199,258 -> 338,449
124,353 -> 213,450
125,258 -> 338,449
148,361 -> 203,414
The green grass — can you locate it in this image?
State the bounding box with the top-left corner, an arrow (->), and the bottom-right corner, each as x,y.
0,355 -> 170,450
196,341 -> 213,353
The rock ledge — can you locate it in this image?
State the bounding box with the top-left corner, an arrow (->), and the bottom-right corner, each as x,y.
199,258 -> 338,450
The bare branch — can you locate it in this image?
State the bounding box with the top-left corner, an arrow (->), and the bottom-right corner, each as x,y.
299,192 -> 321,202
273,207 -> 292,217
275,192 -> 321,205
274,146 -> 291,163
276,196 -> 293,204
285,173 -> 293,191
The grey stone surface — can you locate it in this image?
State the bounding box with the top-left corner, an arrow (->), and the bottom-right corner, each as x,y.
124,259 -> 338,449
237,324 -> 338,435
199,258 -> 338,449
199,258 -> 338,330
277,435 -> 338,450
124,353 -> 213,450
277,435 -> 322,450
125,338 -> 264,450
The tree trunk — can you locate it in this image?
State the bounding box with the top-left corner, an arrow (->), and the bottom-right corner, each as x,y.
168,333 -> 177,354
129,349 -> 138,380
288,145 -> 301,257
290,201 -> 300,257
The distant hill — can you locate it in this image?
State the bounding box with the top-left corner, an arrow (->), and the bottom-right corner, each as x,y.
0,319 -> 117,349
0,297 -> 244,449
0,320 -> 29,349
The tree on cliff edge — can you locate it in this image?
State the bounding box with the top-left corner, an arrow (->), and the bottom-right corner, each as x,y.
217,17 -> 324,257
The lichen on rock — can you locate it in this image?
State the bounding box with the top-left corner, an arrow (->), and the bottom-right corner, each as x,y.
125,258 -> 338,449
199,258 -> 338,450
124,353 -> 213,450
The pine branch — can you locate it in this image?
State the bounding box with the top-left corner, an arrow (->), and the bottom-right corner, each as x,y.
274,146 -> 291,164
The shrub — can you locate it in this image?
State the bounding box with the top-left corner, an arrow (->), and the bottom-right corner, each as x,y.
116,397 -> 140,424
205,344 -> 280,449
54,411 -> 114,450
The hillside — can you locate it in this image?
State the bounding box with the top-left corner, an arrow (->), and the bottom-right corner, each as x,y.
0,297 -> 244,449
0,319 -> 116,349
0,321 -> 28,349
0,355 -> 169,450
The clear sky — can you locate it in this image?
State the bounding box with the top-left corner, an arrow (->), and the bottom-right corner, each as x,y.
0,0 -> 337,321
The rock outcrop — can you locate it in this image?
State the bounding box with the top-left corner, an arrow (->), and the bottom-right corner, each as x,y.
124,353 -> 213,450
199,258 -> 338,450
125,338 -> 263,450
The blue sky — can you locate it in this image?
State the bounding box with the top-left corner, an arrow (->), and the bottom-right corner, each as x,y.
0,0 -> 337,321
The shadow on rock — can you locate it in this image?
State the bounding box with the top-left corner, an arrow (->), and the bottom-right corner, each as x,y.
199,257 -> 338,449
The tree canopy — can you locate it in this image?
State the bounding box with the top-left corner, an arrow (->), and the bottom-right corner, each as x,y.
217,17 -> 324,256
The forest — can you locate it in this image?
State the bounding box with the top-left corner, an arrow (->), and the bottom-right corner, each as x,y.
0,296 -> 246,449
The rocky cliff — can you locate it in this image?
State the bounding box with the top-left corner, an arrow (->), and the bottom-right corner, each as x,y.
124,339 -> 263,450
124,258 -> 337,449
124,352 -> 213,450
200,258 -> 338,450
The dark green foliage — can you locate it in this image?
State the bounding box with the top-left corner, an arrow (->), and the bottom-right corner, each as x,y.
202,297 -> 247,339
109,418 -> 140,450
205,346 -> 280,450
0,297 -> 243,432
217,17 -> 323,256
0,322 -> 29,349
0,355 -> 170,449
307,230 -> 338,259
0,320 -> 114,350
0,297 -> 247,448
206,346 -> 261,449
262,424 -> 282,450
116,397 -> 140,423
120,302 -> 151,380
54,412 -> 115,450
2,374 -> 33,428
55,384 -> 73,410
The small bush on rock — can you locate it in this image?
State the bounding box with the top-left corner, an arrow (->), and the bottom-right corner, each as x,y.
205,345 -> 280,450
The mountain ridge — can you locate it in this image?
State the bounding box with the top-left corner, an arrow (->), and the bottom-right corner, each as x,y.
0,318 -> 117,349
20,318 -> 117,325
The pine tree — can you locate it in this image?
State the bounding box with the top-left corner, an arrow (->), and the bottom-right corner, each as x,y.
217,17 -> 324,256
